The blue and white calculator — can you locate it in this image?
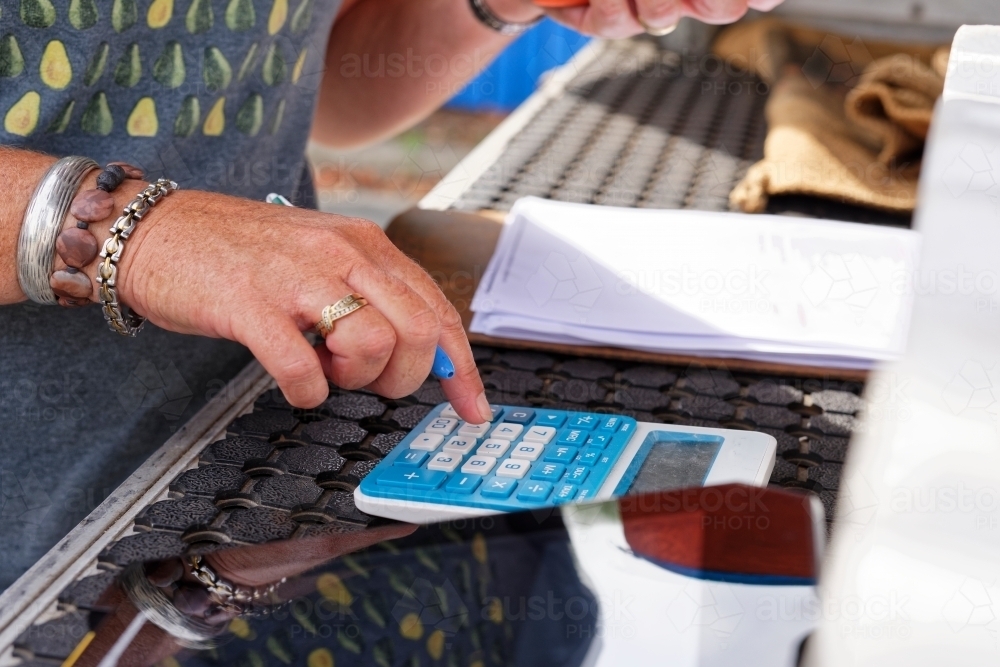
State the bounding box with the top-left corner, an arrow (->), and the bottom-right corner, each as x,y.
355,403 -> 776,523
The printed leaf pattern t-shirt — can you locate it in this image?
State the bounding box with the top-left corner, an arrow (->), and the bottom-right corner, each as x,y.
0,0 -> 341,200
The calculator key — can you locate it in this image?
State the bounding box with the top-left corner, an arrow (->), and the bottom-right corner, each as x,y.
576,447 -> 603,466
586,434 -> 611,448
458,422 -> 491,439
566,466 -> 589,484
553,484 -> 578,503
531,463 -> 565,481
410,433 -> 445,451
439,403 -> 459,419
534,412 -> 566,428
481,476 -> 517,498
598,415 -> 623,432
517,481 -> 553,503
568,414 -> 599,430
523,426 -> 556,444
443,437 -> 477,455
488,405 -> 504,422
377,468 -> 446,489
543,445 -> 578,464
462,455 -> 496,475
445,473 -> 481,494
477,439 -> 510,458
495,459 -> 530,478
427,452 -> 462,472
395,450 -> 429,467
556,429 -> 587,447
490,423 -> 524,441
504,408 -> 535,424
510,442 -> 544,461
425,418 -> 458,436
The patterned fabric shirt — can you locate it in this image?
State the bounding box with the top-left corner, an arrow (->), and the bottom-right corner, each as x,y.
0,0 -> 341,200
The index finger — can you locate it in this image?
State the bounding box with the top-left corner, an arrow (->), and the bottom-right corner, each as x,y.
383,254 -> 491,424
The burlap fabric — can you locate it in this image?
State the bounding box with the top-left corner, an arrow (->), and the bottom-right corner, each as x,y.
713,19 -> 949,214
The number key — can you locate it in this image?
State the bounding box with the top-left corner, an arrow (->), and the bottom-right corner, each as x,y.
477,439 -> 510,458
510,442 -> 544,461
458,422 -> 490,439
427,452 -> 461,472
522,425 -> 556,444
425,418 -> 458,436
490,423 -> 523,441
495,459 -> 530,479
443,436 -> 477,455
461,455 -> 496,475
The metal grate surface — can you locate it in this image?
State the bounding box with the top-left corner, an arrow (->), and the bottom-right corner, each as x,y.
450,39 -> 910,226
10,346 -> 860,665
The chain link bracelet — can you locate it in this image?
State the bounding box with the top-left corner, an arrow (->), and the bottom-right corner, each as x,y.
96,178 -> 178,336
188,555 -> 286,614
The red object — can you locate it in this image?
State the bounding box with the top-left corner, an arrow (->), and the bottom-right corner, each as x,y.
619,484 -> 818,582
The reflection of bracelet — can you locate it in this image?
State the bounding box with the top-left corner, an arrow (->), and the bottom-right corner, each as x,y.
96,178 -> 177,336
188,556 -> 286,614
469,0 -> 542,35
122,563 -> 218,648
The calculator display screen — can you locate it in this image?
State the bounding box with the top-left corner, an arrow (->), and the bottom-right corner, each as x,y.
625,437 -> 723,495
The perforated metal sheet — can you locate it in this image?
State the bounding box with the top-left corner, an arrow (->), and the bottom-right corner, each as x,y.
9,346 -> 859,664
449,39 -> 910,227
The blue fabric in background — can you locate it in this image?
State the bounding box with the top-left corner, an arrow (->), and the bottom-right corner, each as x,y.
446,19 -> 591,112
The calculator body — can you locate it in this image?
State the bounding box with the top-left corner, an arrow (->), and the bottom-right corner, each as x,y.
355,403 -> 776,524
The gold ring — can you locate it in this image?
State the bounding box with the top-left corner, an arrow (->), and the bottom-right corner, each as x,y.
316,293 -> 369,337
638,18 -> 677,36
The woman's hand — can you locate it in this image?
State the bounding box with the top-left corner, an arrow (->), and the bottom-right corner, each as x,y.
516,0 -> 785,38
103,184 -> 491,423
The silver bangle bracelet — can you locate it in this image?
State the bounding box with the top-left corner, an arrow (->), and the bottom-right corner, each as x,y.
17,156 -> 99,305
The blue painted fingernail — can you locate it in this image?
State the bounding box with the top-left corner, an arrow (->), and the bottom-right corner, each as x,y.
432,346 -> 455,380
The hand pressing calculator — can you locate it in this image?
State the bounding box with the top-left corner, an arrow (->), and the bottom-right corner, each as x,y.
355,403 -> 776,523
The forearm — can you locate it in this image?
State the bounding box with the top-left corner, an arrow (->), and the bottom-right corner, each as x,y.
0,148 -> 60,304
312,0 -> 541,148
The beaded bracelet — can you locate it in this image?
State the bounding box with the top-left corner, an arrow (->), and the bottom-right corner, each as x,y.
50,162 -> 143,307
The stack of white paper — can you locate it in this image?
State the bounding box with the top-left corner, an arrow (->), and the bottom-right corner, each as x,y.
470,198 -> 922,369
